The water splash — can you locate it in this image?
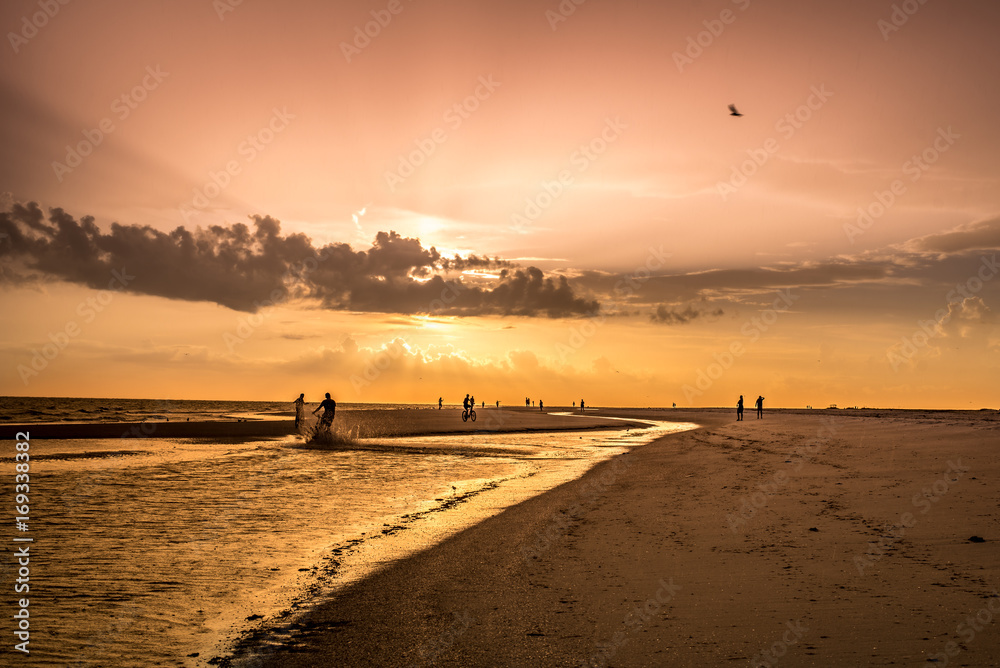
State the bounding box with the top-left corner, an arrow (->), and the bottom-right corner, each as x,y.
300,422 -> 361,447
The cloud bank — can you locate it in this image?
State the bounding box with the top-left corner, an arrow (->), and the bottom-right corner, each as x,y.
0,203 -> 597,317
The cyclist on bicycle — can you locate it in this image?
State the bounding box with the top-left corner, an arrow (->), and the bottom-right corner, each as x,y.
463,394 -> 470,413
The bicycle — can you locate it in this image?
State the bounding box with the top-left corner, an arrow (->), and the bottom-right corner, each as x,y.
462,407 -> 477,422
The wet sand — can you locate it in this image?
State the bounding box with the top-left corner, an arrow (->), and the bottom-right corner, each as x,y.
0,406 -> 641,440
231,408 -> 1000,667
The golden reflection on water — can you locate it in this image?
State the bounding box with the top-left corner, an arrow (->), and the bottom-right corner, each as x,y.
20,420 -> 696,666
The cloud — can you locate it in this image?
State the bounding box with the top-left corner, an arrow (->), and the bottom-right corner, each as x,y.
905,217 -> 1000,254
0,202 -> 596,318
650,304 -> 725,324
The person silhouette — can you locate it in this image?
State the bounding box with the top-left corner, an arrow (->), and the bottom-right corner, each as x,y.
756,396 -> 764,419
580,400 -> 585,412
539,399 -> 543,411
463,394 -> 470,412
526,397 -> 530,407
312,392 -> 336,432
737,395 -> 744,421
294,393 -> 305,430
438,397 -> 443,410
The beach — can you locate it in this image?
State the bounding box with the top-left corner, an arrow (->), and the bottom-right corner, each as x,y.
1,403 -> 695,666
223,408 -> 1000,667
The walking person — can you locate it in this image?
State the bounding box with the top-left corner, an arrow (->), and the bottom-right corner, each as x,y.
756,395 -> 764,419
737,395 -> 744,421
293,393 -> 306,430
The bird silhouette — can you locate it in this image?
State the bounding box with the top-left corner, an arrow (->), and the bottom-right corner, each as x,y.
728,104 -> 743,117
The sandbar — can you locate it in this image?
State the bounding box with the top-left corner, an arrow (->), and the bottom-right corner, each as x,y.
227,408 -> 1000,667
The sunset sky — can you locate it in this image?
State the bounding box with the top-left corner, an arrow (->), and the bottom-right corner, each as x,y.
2,0 -> 999,408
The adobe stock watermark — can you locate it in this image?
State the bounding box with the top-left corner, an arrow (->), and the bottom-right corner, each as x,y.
725,418 -> 841,533
877,0 -> 931,41
7,0 -> 71,54
340,0 -> 412,62
16,267 -> 135,385
522,452 -> 634,562
751,619 -> 809,668
853,459 -> 970,575
179,107 -> 294,222
511,117 -> 627,234
681,289 -> 797,403
716,85 -> 833,201
554,244 -> 670,363
580,577 -> 681,668
350,279 -> 473,394
349,339 -> 411,395
384,75 -> 501,192
886,254 -> 997,371
844,126 -> 959,244
213,0 -> 243,21
223,247 -> 329,352
545,0 -> 588,31
672,0 -> 752,73
923,593 -> 1000,668
52,66 -> 170,183
406,610 -> 474,668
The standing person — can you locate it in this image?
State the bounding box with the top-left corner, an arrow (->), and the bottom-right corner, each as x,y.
526,397 -> 530,407
438,397 -> 443,410
539,400 -> 543,411
496,400 -> 499,408
580,400 -> 585,411
470,395 -> 475,409
312,392 -> 337,432
756,396 -> 764,419
737,395 -> 744,421
293,393 -> 306,430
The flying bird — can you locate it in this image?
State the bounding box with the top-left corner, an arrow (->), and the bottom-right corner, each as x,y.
728,104 -> 743,117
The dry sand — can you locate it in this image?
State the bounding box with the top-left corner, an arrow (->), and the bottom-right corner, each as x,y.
228,408 -> 1000,667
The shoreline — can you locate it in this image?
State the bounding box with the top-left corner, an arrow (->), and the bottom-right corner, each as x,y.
0,407 -> 650,440
224,408 -> 1000,667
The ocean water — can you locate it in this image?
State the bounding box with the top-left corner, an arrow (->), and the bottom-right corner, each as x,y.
0,398 -> 696,666
0,396 -> 422,424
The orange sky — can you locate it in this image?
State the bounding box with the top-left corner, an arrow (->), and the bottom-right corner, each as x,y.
2,0 -> 999,408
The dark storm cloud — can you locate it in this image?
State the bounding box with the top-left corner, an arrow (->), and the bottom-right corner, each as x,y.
0,203 -> 595,317
0,202 -> 316,311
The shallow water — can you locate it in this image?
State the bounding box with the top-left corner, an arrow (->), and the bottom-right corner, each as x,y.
7,418 -> 696,666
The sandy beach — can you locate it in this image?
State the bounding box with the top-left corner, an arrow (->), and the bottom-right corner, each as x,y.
223,408 -> 1000,667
